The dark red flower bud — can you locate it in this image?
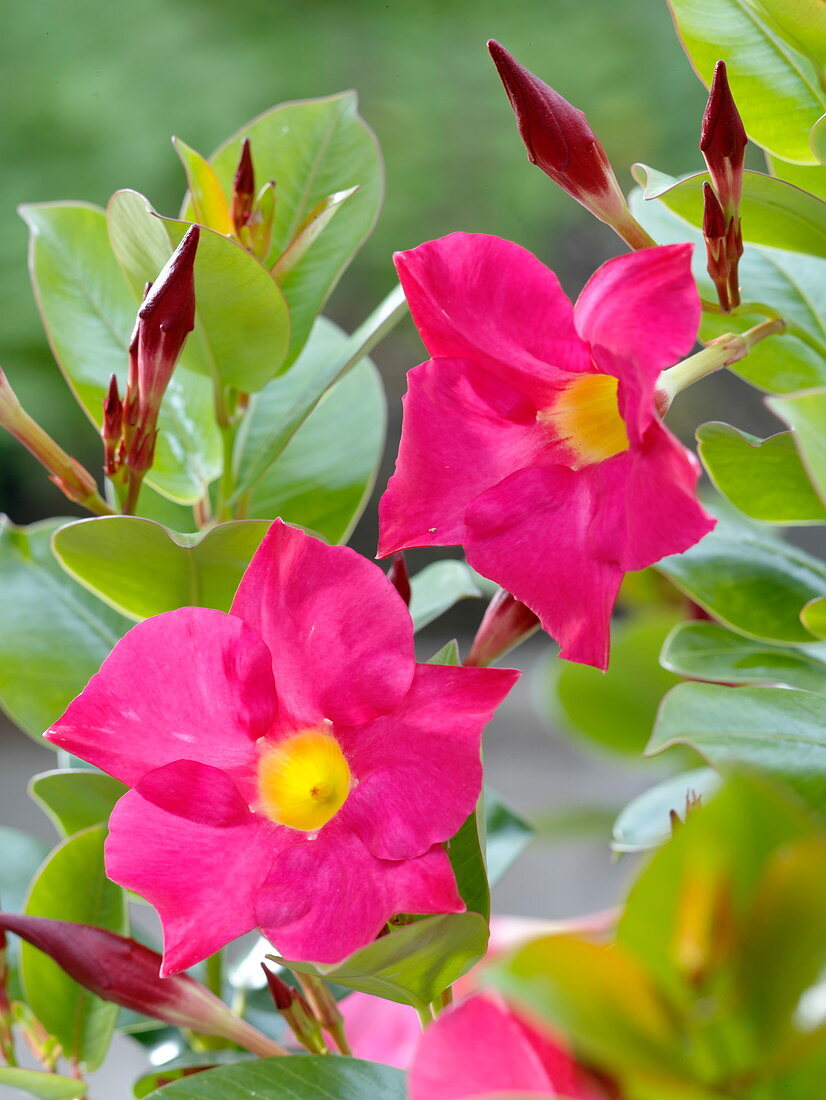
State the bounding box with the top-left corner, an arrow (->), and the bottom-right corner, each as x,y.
700,61 -> 747,218
102,374 -> 124,477
488,41 -> 652,248
466,588 -> 539,667
260,963 -> 326,1054
0,913 -> 284,1057
260,962 -> 295,1011
232,139 -> 256,234
387,552 -> 411,606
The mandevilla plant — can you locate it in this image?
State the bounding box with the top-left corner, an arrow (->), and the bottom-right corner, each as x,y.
0,3 -> 824,1099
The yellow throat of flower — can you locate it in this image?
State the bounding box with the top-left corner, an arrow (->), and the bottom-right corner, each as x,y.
539,372 -> 629,469
258,729 -> 352,832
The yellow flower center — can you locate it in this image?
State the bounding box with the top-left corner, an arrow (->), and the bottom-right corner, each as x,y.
539,372 -> 629,470
257,729 -> 352,832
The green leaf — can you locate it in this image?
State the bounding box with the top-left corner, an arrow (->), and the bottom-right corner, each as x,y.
484,789 -> 533,885
0,518 -> 130,740
133,1052 -> 257,1098
409,560 -> 482,631
612,768 -> 721,853
633,165 -> 826,256
276,912 -> 489,1010
551,612 -> 682,755
0,1068 -> 87,1099
811,112 -> 826,165
206,93 -> 384,364
21,825 -> 127,1070
448,807 -> 490,920
141,1057 -> 405,1100
647,682 -> 826,815
231,284 -> 405,502
172,137 -> 234,236
656,511 -> 826,644
20,201 -> 220,504
768,389 -> 826,507
107,190 -> 291,391
238,320 -> 386,543
0,827 -> 48,913
800,595 -> 826,637
768,154 -> 826,201
667,0 -> 825,163
697,423 -> 826,523
630,189 -> 826,394
661,619 -> 826,691
28,770 -> 128,836
748,0 -> 826,72
52,516 -> 270,619
427,639 -> 461,665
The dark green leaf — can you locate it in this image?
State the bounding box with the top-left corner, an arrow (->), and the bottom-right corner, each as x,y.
140,1056 -> 405,1100
133,1052 -> 256,1098
52,516 -> 270,619
21,825 -> 127,1070
0,518 -> 130,740
28,770 -> 128,836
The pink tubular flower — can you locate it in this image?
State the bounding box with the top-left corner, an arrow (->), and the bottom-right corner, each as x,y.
408,992 -> 604,1100
46,520 -> 517,975
377,233 -> 715,669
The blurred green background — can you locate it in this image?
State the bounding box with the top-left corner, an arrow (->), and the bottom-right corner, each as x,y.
0,0 -> 711,521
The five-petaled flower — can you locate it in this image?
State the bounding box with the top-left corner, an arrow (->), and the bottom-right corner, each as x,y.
378,233 -> 715,668
46,519 -> 517,974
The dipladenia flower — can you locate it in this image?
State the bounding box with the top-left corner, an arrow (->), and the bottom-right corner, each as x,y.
408,993 -> 604,1100
378,233 -> 715,669
46,520 -> 516,973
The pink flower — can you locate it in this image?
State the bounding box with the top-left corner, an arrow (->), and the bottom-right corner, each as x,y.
46,520 -> 517,974
408,992 -> 604,1100
378,234 -> 715,668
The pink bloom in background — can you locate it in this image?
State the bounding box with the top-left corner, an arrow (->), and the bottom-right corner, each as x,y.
378,234 -> 715,668
408,992 -> 603,1100
46,520 -> 517,974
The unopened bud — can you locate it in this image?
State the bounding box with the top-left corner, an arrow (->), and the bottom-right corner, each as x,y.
232,139 -> 256,235
387,552 -> 411,606
102,374 -> 124,477
700,61 -> 747,219
261,964 -> 327,1054
0,913 -> 285,1058
466,588 -> 539,667
241,180 -> 276,259
488,41 -> 653,249
702,182 -> 731,313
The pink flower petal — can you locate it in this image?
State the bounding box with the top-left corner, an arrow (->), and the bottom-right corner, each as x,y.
136,760 -> 251,827
46,609 -> 277,786
106,788 -> 279,976
256,826 -> 463,964
594,425 -> 716,572
465,465 -> 623,669
574,245 -> 699,439
395,232 -> 592,401
339,663 -> 518,860
337,993 -> 421,1069
408,993 -> 555,1100
378,358 -> 548,556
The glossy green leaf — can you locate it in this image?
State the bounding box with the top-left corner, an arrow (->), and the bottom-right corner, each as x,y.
0,518 -> 129,740
206,93 -> 384,363
172,137 -> 234,235
448,807 -> 490,920
551,612 -> 682,755
485,789 -> 533,885
656,512 -> 826,643
52,516 -> 270,619
631,188 -> 826,394
0,1068 -> 87,1099
647,682 -> 826,814
28,769 -> 128,836
107,190 -> 291,391
409,560 -> 482,631
20,201 -> 220,503
800,595 -> 826,637
768,154 -> 826,201
239,321 -> 386,543
612,768 -> 721,853
661,619 -> 826,691
667,0 -> 825,163
231,284 -> 405,502
749,0 -> 826,72
697,423 -> 826,523
811,112 -> 826,165
276,912 -> 489,1010
134,1052 -> 256,1098
633,165 -> 826,256
21,825 -> 127,1070
0,828 -> 48,913
141,1057 -> 405,1100
768,389 -> 826,506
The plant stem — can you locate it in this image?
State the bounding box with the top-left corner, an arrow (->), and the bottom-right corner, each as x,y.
416,1003 -> 435,1029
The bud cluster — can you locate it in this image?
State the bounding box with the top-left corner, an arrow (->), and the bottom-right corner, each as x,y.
700,62 -> 747,311
231,139 -> 277,260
